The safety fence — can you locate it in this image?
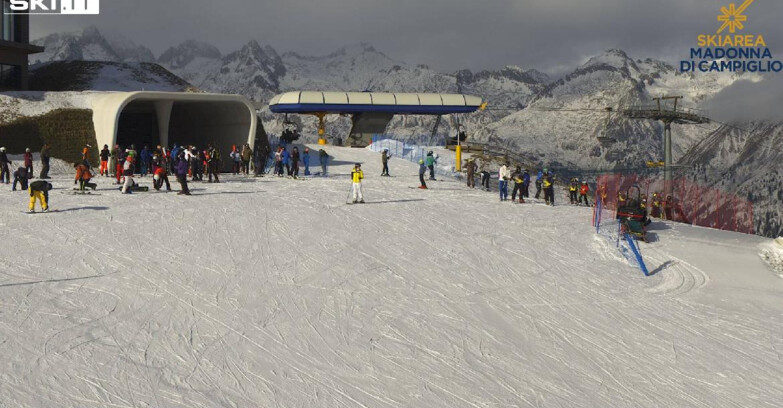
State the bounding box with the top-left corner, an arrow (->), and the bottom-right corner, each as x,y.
368,136 -> 460,179
593,173 -> 754,235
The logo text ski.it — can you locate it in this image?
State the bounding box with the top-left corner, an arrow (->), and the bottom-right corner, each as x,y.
9,0 -> 99,15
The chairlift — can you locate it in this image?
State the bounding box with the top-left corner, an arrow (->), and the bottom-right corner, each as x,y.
281,114 -> 300,144
597,107 -> 616,144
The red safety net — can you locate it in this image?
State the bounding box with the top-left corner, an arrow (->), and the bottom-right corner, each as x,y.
593,174 -> 754,235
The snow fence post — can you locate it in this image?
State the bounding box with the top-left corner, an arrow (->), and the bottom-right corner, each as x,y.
625,233 -> 650,276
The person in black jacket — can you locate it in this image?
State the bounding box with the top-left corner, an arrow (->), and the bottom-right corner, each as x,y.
0,147 -> 11,184
12,166 -> 28,191
99,144 -> 110,176
39,143 -> 51,179
28,180 -> 52,213
381,149 -> 391,176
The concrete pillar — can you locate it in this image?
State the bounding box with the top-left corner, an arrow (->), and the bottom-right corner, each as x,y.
154,100 -> 173,148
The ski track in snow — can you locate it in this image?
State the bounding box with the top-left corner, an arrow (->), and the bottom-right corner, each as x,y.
0,146 -> 782,408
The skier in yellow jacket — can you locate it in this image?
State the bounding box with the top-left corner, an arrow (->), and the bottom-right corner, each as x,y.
351,163 -> 365,204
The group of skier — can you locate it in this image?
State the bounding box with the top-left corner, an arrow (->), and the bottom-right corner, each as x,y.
272,145 -> 330,178
615,190 -> 673,220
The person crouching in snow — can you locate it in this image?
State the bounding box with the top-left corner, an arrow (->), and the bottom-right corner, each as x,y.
153,164 -> 171,191
74,162 -> 96,191
121,152 -> 136,194
12,166 -> 28,191
351,163 -> 365,203
28,180 -> 52,213
418,159 -> 428,189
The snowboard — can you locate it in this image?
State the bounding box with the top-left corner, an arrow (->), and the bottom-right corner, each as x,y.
62,191 -> 100,195
118,186 -> 150,192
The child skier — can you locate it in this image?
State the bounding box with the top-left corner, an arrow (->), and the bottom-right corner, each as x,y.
23,148 -> 33,176
579,181 -> 590,206
28,180 -> 53,213
418,159 -> 428,189
569,178 -> 579,204
351,163 -> 365,203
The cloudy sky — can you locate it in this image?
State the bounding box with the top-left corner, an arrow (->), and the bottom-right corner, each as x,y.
30,0 -> 783,74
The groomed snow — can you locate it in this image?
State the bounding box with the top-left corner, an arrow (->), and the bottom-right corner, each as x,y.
1,146 -> 781,408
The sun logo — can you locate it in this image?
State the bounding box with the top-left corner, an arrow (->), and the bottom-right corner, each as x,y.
717,0 -> 754,34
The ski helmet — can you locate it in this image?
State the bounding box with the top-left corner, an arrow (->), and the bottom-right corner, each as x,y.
419,159 -> 424,164
0,147 -> 5,152
25,148 -> 30,152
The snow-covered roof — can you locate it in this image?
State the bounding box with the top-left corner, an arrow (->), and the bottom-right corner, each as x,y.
268,91 -> 483,115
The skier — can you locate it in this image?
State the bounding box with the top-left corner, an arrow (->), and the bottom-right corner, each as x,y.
302,147 -> 311,176
318,148 -> 329,175
663,195 -> 673,220
0,147 -> 11,184
274,147 -> 283,176
230,145 -> 241,175
208,145 -> 221,183
81,144 -> 92,169
291,146 -> 300,178
418,159 -> 428,189
100,144 -> 110,176
426,151 -> 436,180
639,193 -> 648,214
23,148 -> 33,177
381,149 -> 391,176
511,166 -> 524,203
281,146 -> 291,176
498,162 -> 510,201
241,143 -> 253,175
73,162 -> 96,192
39,143 -> 51,179
569,178 -> 579,204
522,169 -> 531,198
650,192 -> 661,218
534,169 -> 543,199
140,145 -> 151,177
12,166 -> 28,191
175,151 -> 191,195
351,163 -> 365,203
466,158 -> 477,188
28,180 -> 53,213
115,146 -> 125,185
543,170 -> 555,206
121,151 -> 136,194
193,148 -> 205,181
579,181 -> 590,206
153,162 -> 171,191
109,144 -> 119,177
479,159 -> 490,191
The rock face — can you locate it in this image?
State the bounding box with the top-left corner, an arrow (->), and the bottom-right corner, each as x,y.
29,30 -> 783,237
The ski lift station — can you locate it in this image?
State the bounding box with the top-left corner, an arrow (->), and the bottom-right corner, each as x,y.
268,91 -> 485,147
91,91 -> 258,171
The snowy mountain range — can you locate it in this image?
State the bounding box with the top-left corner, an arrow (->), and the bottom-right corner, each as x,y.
27,27 -> 783,237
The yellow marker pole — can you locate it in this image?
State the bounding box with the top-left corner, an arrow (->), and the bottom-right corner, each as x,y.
316,113 -> 327,145
456,145 -> 462,172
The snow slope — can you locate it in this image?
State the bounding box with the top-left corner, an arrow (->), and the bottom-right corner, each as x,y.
0,146 -> 781,408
